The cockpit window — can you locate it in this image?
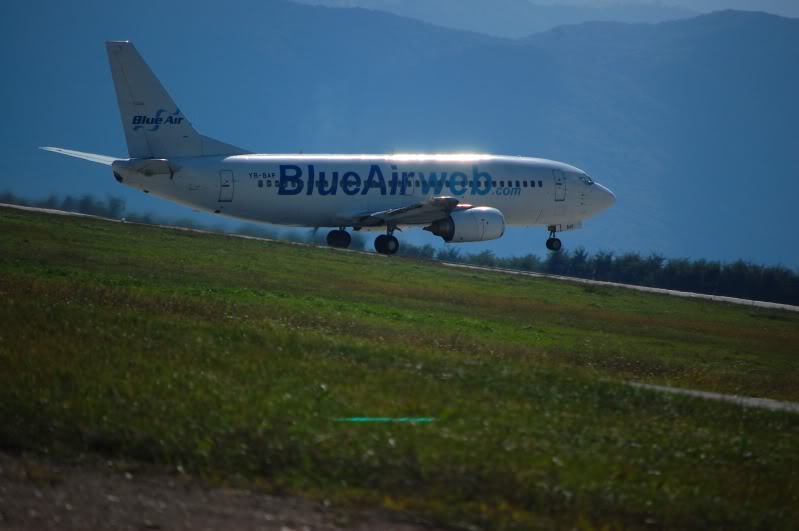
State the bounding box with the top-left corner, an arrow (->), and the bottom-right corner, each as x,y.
579,173 -> 594,185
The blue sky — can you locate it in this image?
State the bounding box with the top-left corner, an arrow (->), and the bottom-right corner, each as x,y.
1,0 -> 300,223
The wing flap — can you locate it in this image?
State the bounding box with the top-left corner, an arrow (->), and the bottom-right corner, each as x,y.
346,196 -> 462,226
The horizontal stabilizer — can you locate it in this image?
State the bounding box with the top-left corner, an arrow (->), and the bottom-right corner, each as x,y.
39,147 -> 123,166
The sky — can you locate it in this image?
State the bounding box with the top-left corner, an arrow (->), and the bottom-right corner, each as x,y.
0,0 -> 277,227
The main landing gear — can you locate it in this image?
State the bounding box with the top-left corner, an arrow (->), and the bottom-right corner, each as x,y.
374,227 -> 400,255
545,228 -> 562,251
327,228 -> 352,249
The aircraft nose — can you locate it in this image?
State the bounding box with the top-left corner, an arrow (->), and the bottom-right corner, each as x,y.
592,183 -> 616,213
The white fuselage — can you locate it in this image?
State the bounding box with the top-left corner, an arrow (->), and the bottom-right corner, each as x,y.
113,153 -> 614,230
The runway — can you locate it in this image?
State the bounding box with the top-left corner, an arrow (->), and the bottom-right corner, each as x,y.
627,382 -> 799,414
440,262 -> 799,312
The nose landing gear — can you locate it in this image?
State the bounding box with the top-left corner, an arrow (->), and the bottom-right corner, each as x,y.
327,228 -> 352,248
545,228 -> 562,251
545,238 -> 562,251
374,226 -> 400,255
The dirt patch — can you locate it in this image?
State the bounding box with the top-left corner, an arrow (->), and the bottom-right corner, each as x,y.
0,453 -> 436,530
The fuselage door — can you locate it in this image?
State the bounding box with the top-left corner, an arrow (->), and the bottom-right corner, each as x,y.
402,173 -> 415,196
219,170 -> 234,202
553,170 -> 566,201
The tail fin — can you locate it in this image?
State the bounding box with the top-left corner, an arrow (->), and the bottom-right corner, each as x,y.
106,41 -> 249,159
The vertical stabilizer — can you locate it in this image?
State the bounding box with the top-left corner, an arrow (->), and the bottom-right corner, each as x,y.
106,41 -> 249,159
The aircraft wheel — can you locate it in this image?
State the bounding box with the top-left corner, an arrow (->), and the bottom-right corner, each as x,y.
549,238 -> 562,251
327,229 -> 351,248
375,234 -> 399,255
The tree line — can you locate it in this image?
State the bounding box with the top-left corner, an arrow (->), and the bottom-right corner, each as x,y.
3,191 -> 797,306
396,243 -> 799,306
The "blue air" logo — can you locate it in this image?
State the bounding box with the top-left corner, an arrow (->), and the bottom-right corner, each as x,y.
131,108 -> 184,131
276,164 -> 500,197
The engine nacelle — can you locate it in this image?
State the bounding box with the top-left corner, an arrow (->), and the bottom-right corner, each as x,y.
424,207 -> 505,243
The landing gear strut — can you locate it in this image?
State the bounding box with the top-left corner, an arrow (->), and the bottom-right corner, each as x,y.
327,228 -> 352,249
374,226 -> 400,255
545,228 -> 562,251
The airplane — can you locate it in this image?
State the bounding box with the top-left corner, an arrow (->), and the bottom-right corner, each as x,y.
42,41 -> 615,255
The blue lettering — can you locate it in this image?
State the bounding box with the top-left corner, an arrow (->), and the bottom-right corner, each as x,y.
362,165 -> 387,195
419,172 -> 446,195
389,165 -> 400,195
341,171 -> 361,195
278,165 -> 304,195
450,172 -> 467,196
471,165 -> 492,196
401,172 -> 415,195
268,165 -> 492,197
317,170 -> 338,196
131,109 -> 183,132
306,164 -> 316,195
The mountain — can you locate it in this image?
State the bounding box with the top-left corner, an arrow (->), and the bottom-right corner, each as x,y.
294,0 -> 696,37
2,1 -> 798,267
654,0 -> 799,18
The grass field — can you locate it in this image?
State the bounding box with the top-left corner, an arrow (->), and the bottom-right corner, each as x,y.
1,206 -> 798,529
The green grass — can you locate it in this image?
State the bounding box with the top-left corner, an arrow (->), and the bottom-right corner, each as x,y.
1,206 -> 798,529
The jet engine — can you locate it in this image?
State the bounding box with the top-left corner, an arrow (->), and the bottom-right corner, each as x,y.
424,207 -> 505,243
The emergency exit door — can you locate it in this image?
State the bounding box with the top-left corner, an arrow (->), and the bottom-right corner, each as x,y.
553,170 -> 566,201
219,170 -> 234,202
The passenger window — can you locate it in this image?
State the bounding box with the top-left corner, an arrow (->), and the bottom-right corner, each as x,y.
500,181 -> 505,187
258,180 -> 263,188
538,180 -> 543,187
523,181 -> 528,187
515,180 -> 520,187
267,180 -> 272,188
415,180 -> 420,187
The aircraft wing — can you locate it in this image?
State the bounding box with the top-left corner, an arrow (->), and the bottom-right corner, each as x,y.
40,147 -> 123,166
347,196 -> 467,226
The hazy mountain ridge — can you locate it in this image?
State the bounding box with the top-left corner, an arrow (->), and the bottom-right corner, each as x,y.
294,0 -> 696,37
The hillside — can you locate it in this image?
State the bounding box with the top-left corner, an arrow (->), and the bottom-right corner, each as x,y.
1,206 -> 798,529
